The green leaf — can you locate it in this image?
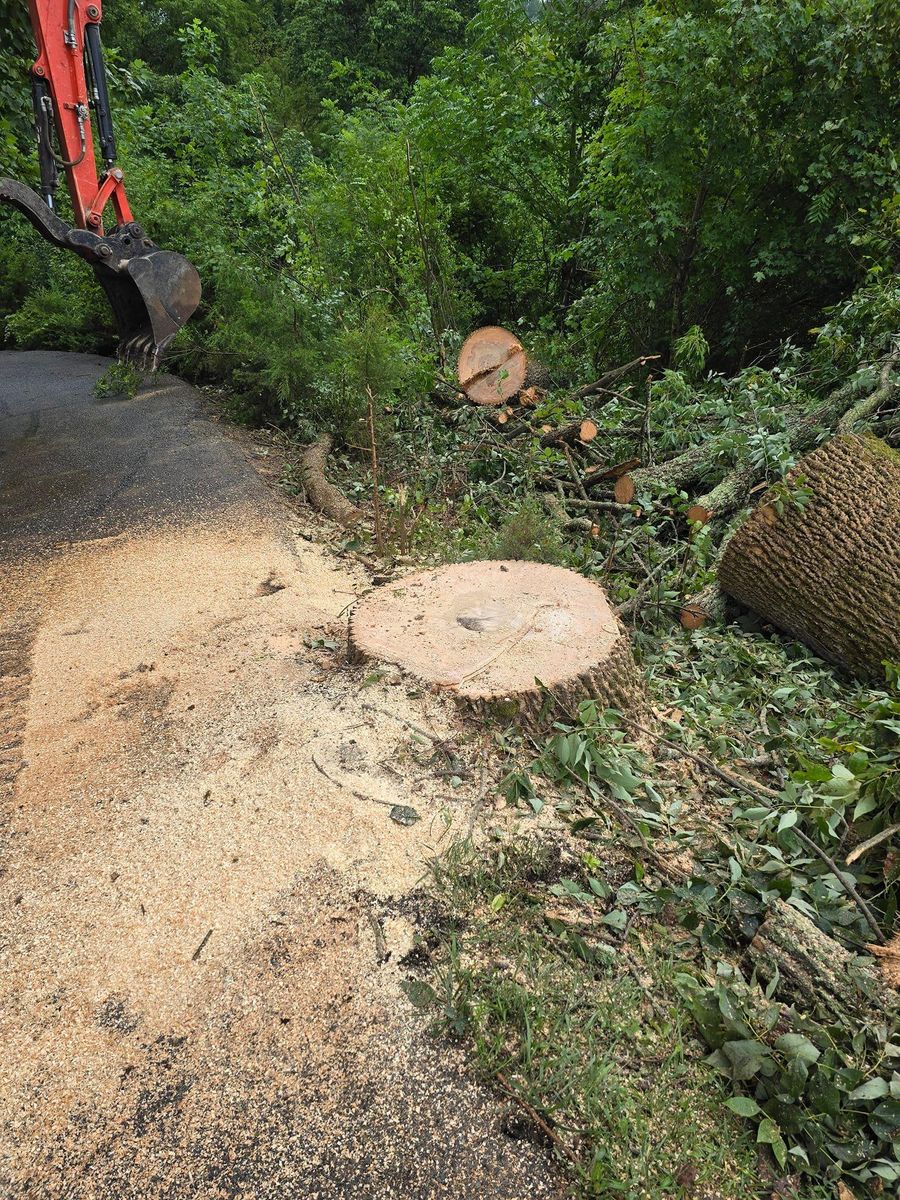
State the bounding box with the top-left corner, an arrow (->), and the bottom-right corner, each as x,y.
756,1118 -> 788,1167
725,1096 -> 761,1117
400,978 -> 436,1009
722,1040 -> 773,1082
775,1033 -> 821,1065
873,1098 -> 900,1128
849,1078 -> 890,1101
588,876 -> 611,898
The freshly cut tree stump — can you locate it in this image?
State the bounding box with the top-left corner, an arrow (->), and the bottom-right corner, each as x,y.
349,560 -> 647,726
457,326 -> 528,405
719,435 -> 900,680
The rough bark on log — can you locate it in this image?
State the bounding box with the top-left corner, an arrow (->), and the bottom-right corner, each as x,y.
746,901 -> 898,1026
348,560 -> 650,731
299,434 -> 361,526
523,360 -> 553,391
718,435 -> 900,679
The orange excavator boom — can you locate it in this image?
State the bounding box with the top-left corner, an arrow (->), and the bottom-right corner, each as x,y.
0,0 -> 200,369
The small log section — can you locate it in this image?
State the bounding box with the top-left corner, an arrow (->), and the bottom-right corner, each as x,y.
746,902 -> 898,1027
299,434 -> 360,526
718,435 -> 900,680
349,560 -> 648,728
457,326 -> 528,406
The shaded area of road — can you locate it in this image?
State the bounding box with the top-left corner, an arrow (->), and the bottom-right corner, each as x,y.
0,351 -> 268,553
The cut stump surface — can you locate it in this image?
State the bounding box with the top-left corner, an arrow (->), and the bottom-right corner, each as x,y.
350,560 -> 647,725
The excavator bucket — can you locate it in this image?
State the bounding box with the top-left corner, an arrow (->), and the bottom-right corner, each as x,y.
0,178 -> 200,371
93,247 -> 202,370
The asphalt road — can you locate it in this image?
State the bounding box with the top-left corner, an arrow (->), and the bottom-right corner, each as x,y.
0,350 -> 271,554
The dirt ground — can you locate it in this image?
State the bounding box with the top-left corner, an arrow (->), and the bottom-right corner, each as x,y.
0,352 -> 564,1199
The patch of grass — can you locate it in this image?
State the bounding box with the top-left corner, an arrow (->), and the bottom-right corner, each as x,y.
414,838 -> 773,1198
92,360 -> 144,401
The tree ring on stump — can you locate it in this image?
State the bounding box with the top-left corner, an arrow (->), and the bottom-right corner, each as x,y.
457,326 -> 528,406
349,560 -> 647,727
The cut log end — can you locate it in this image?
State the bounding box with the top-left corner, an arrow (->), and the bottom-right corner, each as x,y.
679,583 -> 726,631
679,605 -> 707,631
614,475 -> 636,504
349,560 -> 648,729
458,326 -> 528,406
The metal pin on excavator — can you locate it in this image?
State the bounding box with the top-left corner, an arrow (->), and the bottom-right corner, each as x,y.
0,0 -> 201,370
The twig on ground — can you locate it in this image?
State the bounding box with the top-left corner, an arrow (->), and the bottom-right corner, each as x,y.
846,823 -> 900,865
359,702 -> 454,751
191,928 -> 214,961
494,1071 -> 580,1166
311,753 -> 395,807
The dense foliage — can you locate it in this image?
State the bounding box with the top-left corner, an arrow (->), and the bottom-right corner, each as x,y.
2,0 -> 898,420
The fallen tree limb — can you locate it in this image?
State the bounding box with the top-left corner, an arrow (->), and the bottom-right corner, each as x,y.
747,901 -> 895,1023
616,361 -> 898,517
837,346 -> 900,433
583,457 -> 641,490
299,434 -> 361,526
568,355 -> 660,403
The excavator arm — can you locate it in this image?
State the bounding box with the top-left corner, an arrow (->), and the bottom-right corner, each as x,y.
0,0 -> 201,369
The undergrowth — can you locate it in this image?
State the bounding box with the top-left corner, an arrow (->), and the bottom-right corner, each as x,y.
415,839 -> 765,1198
410,629 -> 899,1197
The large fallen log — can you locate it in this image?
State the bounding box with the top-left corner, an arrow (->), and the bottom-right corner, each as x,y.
299,434 -> 361,526
718,434 -> 900,679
